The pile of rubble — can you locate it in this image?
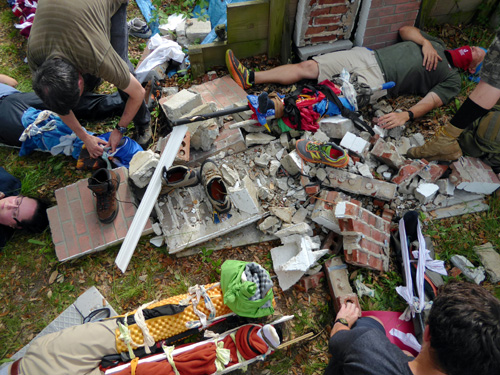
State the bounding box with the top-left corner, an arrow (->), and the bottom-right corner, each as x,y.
127,85 -> 500,291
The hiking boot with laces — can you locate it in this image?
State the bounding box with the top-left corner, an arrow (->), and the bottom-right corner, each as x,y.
161,165 -> 200,195
225,49 -> 252,90
296,139 -> 349,168
200,159 -> 231,214
87,168 -> 121,224
406,123 -> 463,161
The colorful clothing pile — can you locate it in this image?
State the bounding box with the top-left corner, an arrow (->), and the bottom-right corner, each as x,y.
10,0 -> 38,37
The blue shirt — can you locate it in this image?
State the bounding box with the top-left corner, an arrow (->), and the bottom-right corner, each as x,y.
0,83 -> 20,100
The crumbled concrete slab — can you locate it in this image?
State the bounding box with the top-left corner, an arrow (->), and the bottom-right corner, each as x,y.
319,116 -> 355,139
410,133 -> 425,147
449,157 -> 500,195
340,132 -> 370,155
259,215 -> 281,234
271,236 -> 329,291
474,242 -> 500,283
190,119 -> 219,151
246,133 -> 276,147
174,223 -> 278,258
432,189 -> 484,207
255,153 -> 272,168
312,129 -> 330,143
181,102 -> 220,139
325,168 -> 397,201
427,199 -> 489,219
397,177 -> 419,195
395,137 -> 412,156
220,164 -> 240,187
356,163 -> 373,178
274,222 -> 314,238
451,255 -> 485,284
280,133 -> 291,150
280,150 -> 303,176
160,89 -> 203,121
370,138 -> 406,170
415,183 -> 439,204
436,178 -> 455,196
335,201 -> 390,272
269,160 -> 280,177
186,18 -> 212,43
156,184 -> 265,253
150,236 -> 165,247
129,150 -> 160,188
292,206 -> 309,224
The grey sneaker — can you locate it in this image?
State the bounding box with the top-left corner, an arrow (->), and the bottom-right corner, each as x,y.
135,125 -> 153,149
200,159 -> 231,214
161,165 -> 200,194
128,18 -> 152,39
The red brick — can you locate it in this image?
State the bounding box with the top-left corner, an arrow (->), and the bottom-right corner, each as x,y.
371,228 -> 389,244
62,221 -> 78,257
69,200 -> 86,235
102,224 -> 117,244
364,32 -> 399,46
373,199 -> 385,208
309,0 -> 317,6
80,180 -> 95,214
384,0 -> 419,4
360,238 -> 383,256
313,15 -> 341,26
305,26 -> 326,36
350,155 -> 360,163
351,199 -> 362,207
309,8 -> 330,19
369,0 -> 384,7
299,272 -> 325,292
86,213 -> 105,249
335,294 -> 361,316
318,0 -> 345,4
346,248 -> 368,266
368,5 -> 395,18
114,211 -> 130,239
368,256 -> 384,271
379,12 -> 413,25
395,2 -> 420,13
55,189 -> 71,222
66,184 -> 80,202
361,210 -> 370,224
366,18 -> 379,28
390,20 -> 416,32
367,213 -> 378,227
78,235 -> 91,253
343,202 -> 359,217
364,25 -> 391,37
55,242 -> 68,261
329,4 -> 348,13
305,184 -> 320,197
47,207 -> 63,244
382,208 -> 395,223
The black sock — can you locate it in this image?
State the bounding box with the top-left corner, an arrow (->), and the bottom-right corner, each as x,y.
450,98 -> 489,129
249,71 -> 255,85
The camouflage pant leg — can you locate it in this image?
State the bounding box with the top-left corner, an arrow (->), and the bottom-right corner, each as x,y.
481,29 -> 500,89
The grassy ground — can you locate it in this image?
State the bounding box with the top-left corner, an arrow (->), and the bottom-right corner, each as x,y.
0,2 -> 499,374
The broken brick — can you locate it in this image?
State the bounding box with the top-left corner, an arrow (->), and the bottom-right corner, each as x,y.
449,157 -> 500,195
392,159 -> 427,185
299,271 -> 325,292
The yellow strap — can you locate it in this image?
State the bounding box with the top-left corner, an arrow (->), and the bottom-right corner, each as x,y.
229,332 -> 247,371
130,357 -> 139,375
215,340 -> 231,371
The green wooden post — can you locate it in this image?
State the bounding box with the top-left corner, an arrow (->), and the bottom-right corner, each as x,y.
268,0 -> 286,58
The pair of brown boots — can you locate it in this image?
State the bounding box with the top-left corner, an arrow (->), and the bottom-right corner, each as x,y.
88,169 -> 121,224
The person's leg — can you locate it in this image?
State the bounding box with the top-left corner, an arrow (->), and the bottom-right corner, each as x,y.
73,92 -> 126,121
351,316 -> 386,334
0,92 -> 47,147
110,2 -> 135,72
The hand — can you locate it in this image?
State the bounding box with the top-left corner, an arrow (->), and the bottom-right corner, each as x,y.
374,111 -> 409,129
335,303 -> 360,328
84,135 -> 107,159
0,192 -> 5,199
107,129 -> 124,153
422,40 -> 442,71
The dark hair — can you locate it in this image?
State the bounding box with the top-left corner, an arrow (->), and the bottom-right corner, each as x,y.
32,58 -> 81,115
428,281 -> 500,375
15,198 -> 50,233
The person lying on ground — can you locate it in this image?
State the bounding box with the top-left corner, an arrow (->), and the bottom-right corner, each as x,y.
0,167 -> 49,249
407,29 -> 500,162
0,74 -> 126,147
27,0 -> 152,159
326,281 -> 500,375
226,26 -> 485,129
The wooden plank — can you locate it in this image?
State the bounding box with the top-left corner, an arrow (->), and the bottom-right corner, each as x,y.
227,0 -> 269,44
280,1 -> 292,63
268,0 -> 286,58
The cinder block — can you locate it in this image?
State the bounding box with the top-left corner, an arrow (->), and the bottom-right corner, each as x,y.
160,89 -> 203,121
281,150 -> 303,176
157,132 -> 191,164
323,257 -> 361,315
319,116 -> 355,139
186,18 -> 212,43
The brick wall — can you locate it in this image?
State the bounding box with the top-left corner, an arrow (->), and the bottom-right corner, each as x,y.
363,0 -> 422,49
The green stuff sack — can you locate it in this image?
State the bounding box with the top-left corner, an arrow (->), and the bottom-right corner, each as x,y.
220,260 -> 274,318
459,105 -> 500,171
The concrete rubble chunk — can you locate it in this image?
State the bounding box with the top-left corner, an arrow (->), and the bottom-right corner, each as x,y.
228,176 -> 261,215
311,190 -> 352,234
311,129 -> 330,143
370,138 -> 406,170
410,133 -> 425,147
129,150 -> 160,188
190,119 -> 219,151
160,89 -> 203,121
395,137 -> 411,156
450,255 -> 485,284
415,183 -> 439,204
428,199 -> 489,219
280,133 -> 290,150
325,168 -> 397,201
356,163 -> 373,178
449,157 -> 500,195
258,216 -> 281,234
324,257 -> 361,315
271,235 -> 329,291
432,189 -> 484,207
269,160 -> 281,177
340,132 -> 370,155
269,206 -> 295,223
182,102 -> 220,137
292,206 -> 309,224
280,150 -> 303,176
255,153 -> 272,168
186,18 -> 212,43
436,178 -> 455,196
474,242 -> 500,283
274,222 -> 313,238
246,133 -> 276,147
150,236 -> 165,247
319,116 -> 355,139
220,164 -> 240,187
417,162 -> 448,183
392,160 -> 427,185
335,201 -> 390,272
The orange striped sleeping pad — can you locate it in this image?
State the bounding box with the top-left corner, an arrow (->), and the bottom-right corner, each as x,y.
114,283 -> 233,353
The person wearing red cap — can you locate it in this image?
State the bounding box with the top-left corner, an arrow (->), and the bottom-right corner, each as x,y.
226,26 -> 485,129
407,30 -> 500,161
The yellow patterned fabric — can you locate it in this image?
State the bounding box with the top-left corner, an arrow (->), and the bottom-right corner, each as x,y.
114,283 -> 233,353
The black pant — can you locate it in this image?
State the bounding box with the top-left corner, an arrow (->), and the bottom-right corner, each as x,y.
0,92 -> 125,147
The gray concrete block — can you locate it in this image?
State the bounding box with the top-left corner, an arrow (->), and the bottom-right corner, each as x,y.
474,242 -> 500,283
245,133 -> 276,147
296,40 -> 353,60
160,89 -> 203,121
280,150 -> 303,176
319,116 -> 355,139
186,18 -> 211,43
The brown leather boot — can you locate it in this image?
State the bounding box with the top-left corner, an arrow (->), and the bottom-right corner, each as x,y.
88,169 -> 121,224
406,123 -> 463,161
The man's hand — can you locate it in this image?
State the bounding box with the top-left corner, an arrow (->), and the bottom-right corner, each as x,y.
422,40 -> 442,71
107,128 -> 124,153
84,135 -> 107,159
336,303 -> 360,328
374,111 -> 410,129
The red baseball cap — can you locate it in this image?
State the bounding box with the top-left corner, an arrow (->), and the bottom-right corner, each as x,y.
446,46 -> 472,70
